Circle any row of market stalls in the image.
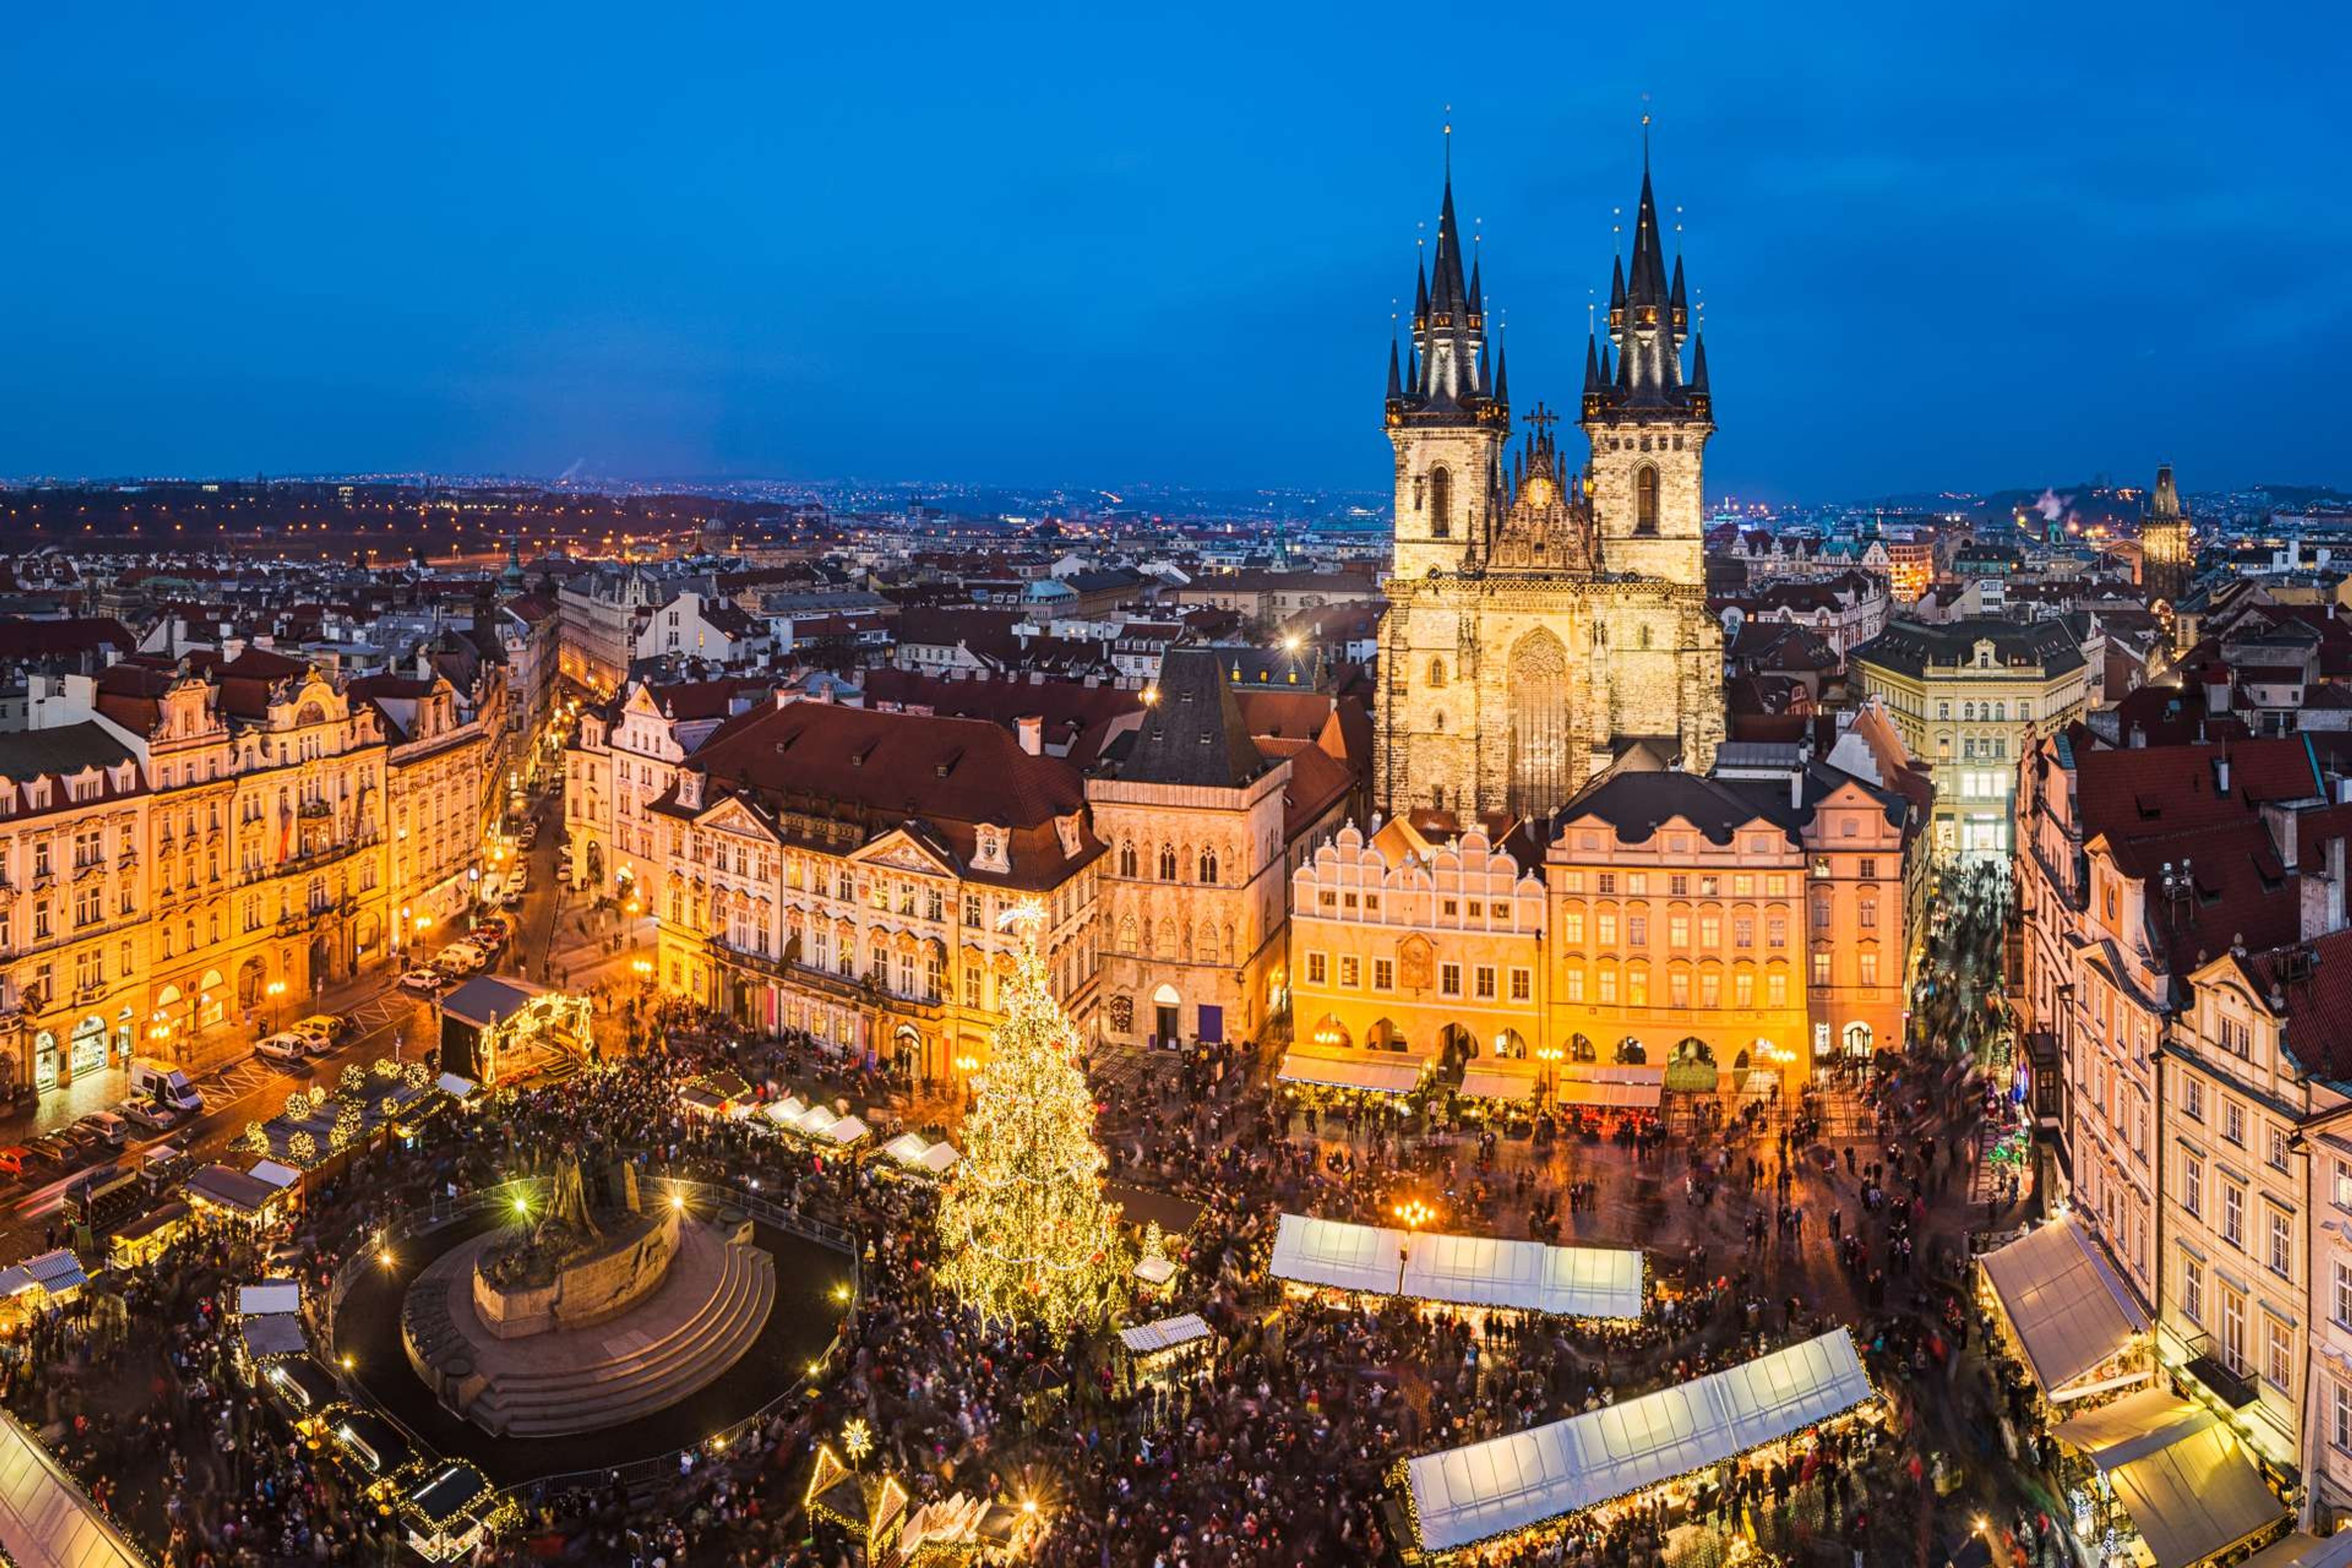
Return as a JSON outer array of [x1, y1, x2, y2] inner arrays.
[[226, 1277, 508, 1562], [1273, 1053, 1668, 1115], [184, 1069, 482, 1227], [1269, 1213, 1646, 1322], [1392, 1328, 1879, 1561], [1977, 1216, 2299, 1568], [677, 1071, 964, 1180]]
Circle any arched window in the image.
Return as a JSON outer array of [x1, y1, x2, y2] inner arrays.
[[1157, 844, 1177, 881], [1635, 465, 1659, 533], [1118, 841, 1137, 878], [1428, 466, 1453, 539], [1198, 846, 1219, 884], [1428, 658, 1447, 689]]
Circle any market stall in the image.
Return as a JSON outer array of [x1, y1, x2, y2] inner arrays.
[[876, 1132, 960, 1180], [1269, 1214, 1645, 1322], [0, 1250, 89, 1318], [1117, 1313, 1214, 1393], [1395, 1329, 1876, 1562], [401, 1460, 508, 1564], [1275, 1052, 1427, 1095], [2051, 1389, 2287, 1568], [1977, 1216, 2151, 1401]]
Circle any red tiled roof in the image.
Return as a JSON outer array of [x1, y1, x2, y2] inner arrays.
[[2075, 739, 2323, 842], [2108, 819, 2299, 978], [2238, 929, 2352, 1082]]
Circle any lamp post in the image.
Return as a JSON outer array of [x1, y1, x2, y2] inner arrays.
[[265, 979, 287, 1035], [1536, 1043, 1564, 1105]]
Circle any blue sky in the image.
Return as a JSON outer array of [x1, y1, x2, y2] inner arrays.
[[2, 2, 2345, 500]]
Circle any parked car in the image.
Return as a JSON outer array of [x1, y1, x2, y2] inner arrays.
[[73, 1112, 130, 1148], [58, 1125, 111, 1160], [399, 968, 446, 993], [0, 1147, 31, 1177], [120, 1099, 181, 1133], [290, 1014, 344, 1049], [25, 1133, 78, 1170], [436, 943, 487, 974], [255, 1033, 309, 1067]]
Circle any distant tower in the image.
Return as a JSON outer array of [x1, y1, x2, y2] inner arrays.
[[1385, 157, 1509, 579], [1581, 153, 1710, 588], [500, 532, 527, 592], [2142, 463, 2192, 606]]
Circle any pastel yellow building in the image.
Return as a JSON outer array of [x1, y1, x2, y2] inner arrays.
[[1283, 818, 1547, 1098]]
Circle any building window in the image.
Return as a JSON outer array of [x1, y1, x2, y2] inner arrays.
[[1340, 956, 1360, 989], [1858, 951, 1880, 987], [1628, 968, 1649, 1007], [2271, 1210, 2294, 1279], [2222, 1292, 2245, 1376], [1597, 967, 1617, 1005], [1766, 972, 1787, 1006], [1634, 465, 1659, 533], [2182, 1255, 2204, 1325], [1428, 466, 1452, 539], [1305, 952, 1327, 987], [2183, 1077, 2204, 1121], [1440, 962, 1462, 997], [1812, 951, 1831, 986], [2267, 1318, 2293, 1392], [2270, 1130, 2291, 1172], [1565, 968, 1585, 1003], [1668, 913, 1689, 948], [2182, 1158, 2203, 1218], [1373, 958, 1394, 992], [1509, 968, 1531, 1002], [1158, 845, 1177, 880], [1564, 910, 1585, 943], [2335, 1382, 2352, 1452], [2222, 1183, 2244, 1249], [1597, 912, 1618, 944], [1474, 966, 1496, 1000], [2223, 1099, 2245, 1146]]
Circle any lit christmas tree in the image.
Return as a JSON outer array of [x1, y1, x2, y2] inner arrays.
[[935, 900, 1126, 1336]]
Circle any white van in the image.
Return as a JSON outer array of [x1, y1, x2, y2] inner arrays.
[[130, 1058, 205, 1115]]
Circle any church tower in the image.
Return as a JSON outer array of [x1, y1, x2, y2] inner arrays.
[[2142, 462, 2192, 608], [1581, 157, 1709, 588], [1386, 165, 1509, 580]]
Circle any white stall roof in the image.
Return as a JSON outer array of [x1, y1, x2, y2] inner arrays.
[[2052, 1387, 2211, 1470], [1133, 1256, 1177, 1287], [1978, 1216, 2149, 1395], [1404, 1330, 1874, 1553], [435, 1072, 478, 1100], [1272, 1215, 1642, 1320], [1556, 1078, 1664, 1111], [237, 1281, 302, 1317], [1455, 1068, 1537, 1102], [0, 1251, 85, 1300], [1276, 1052, 1424, 1095], [248, 1160, 302, 1190], [1118, 1313, 1212, 1356], [2108, 1421, 2285, 1568], [918, 1142, 960, 1175], [882, 1132, 930, 1164], [0, 1411, 149, 1568], [822, 1115, 870, 1146], [1270, 1213, 1408, 1297], [1401, 1234, 1643, 1321]]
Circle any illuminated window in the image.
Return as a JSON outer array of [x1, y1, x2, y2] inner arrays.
[[1428, 467, 1453, 539], [1634, 466, 1659, 533]]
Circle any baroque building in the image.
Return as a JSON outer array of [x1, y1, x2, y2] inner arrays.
[[1375, 157, 1725, 821]]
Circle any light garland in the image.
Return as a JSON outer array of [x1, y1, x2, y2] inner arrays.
[[934, 900, 1127, 1338]]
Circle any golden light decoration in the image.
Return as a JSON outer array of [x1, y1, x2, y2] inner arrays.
[[842, 1419, 873, 1464]]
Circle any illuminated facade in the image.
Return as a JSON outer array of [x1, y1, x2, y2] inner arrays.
[[0, 724, 151, 1098], [645, 703, 1102, 1088], [2142, 462, 2193, 608], [1375, 158, 1724, 821], [354, 673, 499, 955]]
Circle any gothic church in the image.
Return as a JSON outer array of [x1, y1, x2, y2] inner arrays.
[[1375, 156, 1725, 820]]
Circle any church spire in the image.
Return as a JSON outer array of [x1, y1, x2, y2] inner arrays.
[[1586, 149, 1706, 424], [1494, 341, 1509, 406], [1390, 141, 1501, 423], [1387, 330, 1403, 402]]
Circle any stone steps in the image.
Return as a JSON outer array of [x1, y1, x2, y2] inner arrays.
[[471, 1238, 775, 1438]]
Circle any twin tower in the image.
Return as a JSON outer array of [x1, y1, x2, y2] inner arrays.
[[1374, 153, 1726, 821]]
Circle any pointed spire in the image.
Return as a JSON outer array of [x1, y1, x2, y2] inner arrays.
[[1430, 175, 1469, 317], [1414, 259, 1429, 323], [1468, 253, 1483, 320], [1494, 342, 1509, 406], [1600, 338, 1616, 386], [1691, 333, 1710, 394], [1627, 165, 1669, 307], [1387, 332, 1403, 401], [1669, 254, 1688, 331], [1583, 332, 1603, 397], [1608, 255, 1627, 323]]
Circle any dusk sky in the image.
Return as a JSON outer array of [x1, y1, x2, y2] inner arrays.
[[3, 3, 2345, 501]]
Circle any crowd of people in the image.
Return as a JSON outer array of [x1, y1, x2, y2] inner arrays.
[[0, 862, 2046, 1568]]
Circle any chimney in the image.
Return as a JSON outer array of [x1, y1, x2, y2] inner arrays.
[[2217, 755, 2232, 796], [2334, 836, 2347, 936], [1017, 715, 1044, 756], [1790, 769, 1804, 811], [2266, 802, 2299, 871]]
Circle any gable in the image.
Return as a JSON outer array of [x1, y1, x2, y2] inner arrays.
[[850, 827, 957, 877], [694, 796, 778, 843]]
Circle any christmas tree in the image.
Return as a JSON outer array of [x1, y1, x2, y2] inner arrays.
[[935, 900, 1126, 1336]]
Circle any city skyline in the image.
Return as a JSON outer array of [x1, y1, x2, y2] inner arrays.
[[3, 5, 2346, 500]]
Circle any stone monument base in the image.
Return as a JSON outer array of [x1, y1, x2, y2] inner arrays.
[[472, 1207, 679, 1340]]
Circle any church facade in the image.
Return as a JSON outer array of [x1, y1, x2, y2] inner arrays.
[[1374, 160, 1726, 821]]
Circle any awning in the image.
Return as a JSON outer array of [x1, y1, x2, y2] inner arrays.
[[238, 1281, 301, 1317], [1555, 1077, 1664, 1110], [2051, 1387, 2211, 1469], [0, 1251, 86, 1301], [0, 1411, 149, 1568], [1271, 1214, 1643, 1321], [1133, 1256, 1177, 1287], [1564, 1065, 1667, 1088], [435, 1072, 478, 1100], [1456, 1068, 1538, 1102], [1270, 1213, 1403, 1297], [1276, 1051, 1424, 1095], [186, 1165, 279, 1216], [1400, 1233, 1643, 1321], [2108, 1421, 2285, 1568], [248, 1160, 301, 1190], [2241, 1532, 2352, 1568], [1404, 1329, 1874, 1554], [821, 1115, 870, 1146], [1978, 1216, 2149, 1395], [1118, 1313, 1212, 1356], [239, 1314, 309, 1362]]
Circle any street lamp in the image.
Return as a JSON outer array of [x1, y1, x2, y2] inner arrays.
[[1536, 1043, 1563, 1103], [265, 979, 287, 1033]]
